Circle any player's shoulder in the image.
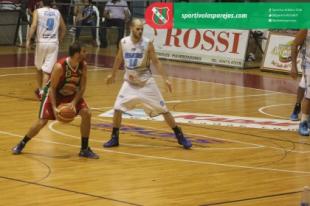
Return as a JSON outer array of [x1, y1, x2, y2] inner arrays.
[[142, 37, 152, 48], [142, 36, 150, 43], [35, 7, 43, 14], [121, 36, 130, 43], [53, 8, 61, 15], [57, 57, 67, 65], [56, 58, 67, 71], [53, 61, 64, 74]]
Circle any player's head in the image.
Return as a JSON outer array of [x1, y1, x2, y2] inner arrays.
[[130, 18, 144, 40], [69, 42, 87, 61], [42, 0, 53, 7]]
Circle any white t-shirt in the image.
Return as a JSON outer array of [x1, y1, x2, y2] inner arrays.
[[36, 7, 61, 44], [104, 0, 129, 20]]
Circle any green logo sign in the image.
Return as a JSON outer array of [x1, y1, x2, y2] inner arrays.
[[174, 3, 310, 29]]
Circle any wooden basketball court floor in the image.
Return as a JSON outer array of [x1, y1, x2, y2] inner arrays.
[[0, 45, 309, 206]]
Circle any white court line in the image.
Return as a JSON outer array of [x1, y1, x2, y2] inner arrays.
[[49, 120, 263, 151], [0, 72, 35, 77], [153, 74, 296, 96], [0, 66, 106, 78], [0, 66, 35, 70], [90, 107, 112, 111], [0, 68, 295, 96], [91, 117, 263, 149], [258, 103, 292, 120], [49, 121, 176, 149], [166, 92, 279, 104], [93, 117, 310, 154], [0, 71, 305, 152], [2, 129, 310, 175], [87, 67, 110, 71]]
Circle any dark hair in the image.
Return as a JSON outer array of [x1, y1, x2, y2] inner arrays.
[[42, 0, 53, 6], [69, 42, 83, 57]]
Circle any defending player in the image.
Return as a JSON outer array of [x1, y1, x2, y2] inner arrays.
[[103, 18, 192, 149]]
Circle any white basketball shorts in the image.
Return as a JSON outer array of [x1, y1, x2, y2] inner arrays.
[[299, 75, 306, 88], [35, 43, 58, 74], [114, 77, 169, 117], [302, 68, 310, 99]]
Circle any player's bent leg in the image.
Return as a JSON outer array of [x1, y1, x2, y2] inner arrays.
[[35, 70, 43, 101], [12, 119, 48, 154], [163, 112, 192, 149], [290, 103, 301, 121], [103, 110, 122, 148], [299, 120, 309, 136], [299, 98, 310, 136], [79, 108, 91, 138], [42, 72, 50, 90], [78, 108, 99, 159], [27, 119, 49, 137], [290, 86, 304, 121]]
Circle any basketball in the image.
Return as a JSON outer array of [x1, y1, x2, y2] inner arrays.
[[57, 104, 76, 123]]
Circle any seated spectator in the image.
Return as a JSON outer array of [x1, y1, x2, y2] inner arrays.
[[75, 0, 97, 46], [100, 0, 130, 48]]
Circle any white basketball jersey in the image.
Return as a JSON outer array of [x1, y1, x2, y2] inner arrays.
[[121, 36, 152, 84], [36, 7, 60, 44], [302, 30, 310, 69]]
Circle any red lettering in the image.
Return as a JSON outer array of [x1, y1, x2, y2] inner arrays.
[[201, 30, 215, 51], [183, 29, 200, 49], [216, 32, 229, 52], [230, 32, 241, 54], [164, 29, 182, 47]]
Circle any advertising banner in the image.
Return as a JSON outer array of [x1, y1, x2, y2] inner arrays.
[[144, 25, 249, 68], [261, 33, 302, 73], [173, 3, 310, 29]]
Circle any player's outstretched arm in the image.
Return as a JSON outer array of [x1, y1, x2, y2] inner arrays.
[[149, 42, 172, 93], [106, 42, 124, 84], [291, 30, 307, 79]]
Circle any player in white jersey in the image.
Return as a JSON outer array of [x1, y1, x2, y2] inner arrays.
[[103, 18, 192, 149], [291, 30, 310, 136], [26, 0, 66, 100]]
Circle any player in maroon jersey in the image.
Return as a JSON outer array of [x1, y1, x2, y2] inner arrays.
[[12, 42, 99, 159]]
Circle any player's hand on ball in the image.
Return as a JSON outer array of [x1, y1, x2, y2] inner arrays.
[[53, 107, 60, 120], [56, 104, 76, 123], [165, 80, 172, 93], [65, 103, 76, 112], [106, 74, 115, 84]]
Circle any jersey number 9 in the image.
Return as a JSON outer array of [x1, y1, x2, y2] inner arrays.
[[46, 18, 55, 31]]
